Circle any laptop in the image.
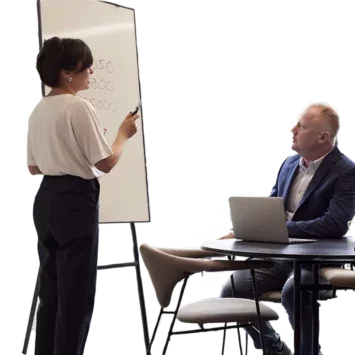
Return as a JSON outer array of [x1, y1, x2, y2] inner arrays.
[[229, 196, 316, 244]]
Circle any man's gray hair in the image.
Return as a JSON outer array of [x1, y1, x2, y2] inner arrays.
[[305, 101, 342, 145]]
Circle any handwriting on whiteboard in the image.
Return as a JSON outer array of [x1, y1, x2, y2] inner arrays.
[[85, 97, 117, 112], [90, 78, 114, 91], [80, 59, 117, 112], [92, 59, 114, 73]]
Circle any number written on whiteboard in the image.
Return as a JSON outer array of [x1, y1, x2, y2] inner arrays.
[[81, 97, 117, 112], [90, 59, 114, 91], [91, 59, 114, 73], [89, 78, 114, 91]]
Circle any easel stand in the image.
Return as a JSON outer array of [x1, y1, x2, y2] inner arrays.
[[22, 222, 150, 355]]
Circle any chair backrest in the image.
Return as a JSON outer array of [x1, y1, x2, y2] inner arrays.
[[140, 243, 190, 308]]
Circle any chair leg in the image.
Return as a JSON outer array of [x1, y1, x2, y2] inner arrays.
[[162, 277, 189, 355], [245, 331, 248, 355], [221, 323, 227, 355], [147, 308, 164, 354], [230, 274, 244, 355], [250, 269, 266, 355], [237, 326, 244, 355], [332, 286, 337, 298]]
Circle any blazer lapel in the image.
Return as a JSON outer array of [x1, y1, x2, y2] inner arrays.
[[297, 147, 342, 208], [282, 160, 300, 202]]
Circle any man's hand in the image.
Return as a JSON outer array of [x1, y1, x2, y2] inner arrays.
[[218, 232, 234, 240]]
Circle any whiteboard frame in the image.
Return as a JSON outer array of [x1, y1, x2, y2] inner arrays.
[[35, 0, 152, 225]]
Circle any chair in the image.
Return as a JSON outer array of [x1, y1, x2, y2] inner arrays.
[[140, 243, 279, 355], [255, 276, 335, 355], [320, 266, 355, 289], [320, 222, 355, 290], [245, 220, 355, 355]]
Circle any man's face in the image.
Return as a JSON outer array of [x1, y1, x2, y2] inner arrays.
[[291, 107, 325, 155]]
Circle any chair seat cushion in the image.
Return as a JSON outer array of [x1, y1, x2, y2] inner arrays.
[[259, 291, 282, 303], [177, 298, 279, 324], [260, 288, 334, 303], [320, 267, 355, 287]]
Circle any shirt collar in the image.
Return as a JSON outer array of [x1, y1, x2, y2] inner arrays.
[[299, 147, 334, 173]]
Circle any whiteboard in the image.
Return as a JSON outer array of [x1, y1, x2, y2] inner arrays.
[[38, 0, 150, 223]]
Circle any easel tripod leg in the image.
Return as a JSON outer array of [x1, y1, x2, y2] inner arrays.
[[22, 267, 40, 354], [130, 223, 150, 354], [23, 224, 151, 355]]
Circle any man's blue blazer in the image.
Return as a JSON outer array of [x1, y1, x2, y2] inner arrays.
[[270, 146, 355, 238]]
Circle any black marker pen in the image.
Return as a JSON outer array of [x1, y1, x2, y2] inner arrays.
[[132, 99, 143, 115]]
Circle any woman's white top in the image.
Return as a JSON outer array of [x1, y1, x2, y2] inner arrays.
[[27, 94, 112, 179]]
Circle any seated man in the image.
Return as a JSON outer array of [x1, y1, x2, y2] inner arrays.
[[220, 103, 355, 355]]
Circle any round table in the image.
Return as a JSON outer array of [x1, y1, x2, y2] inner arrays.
[[201, 237, 355, 261], [201, 237, 355, 355]]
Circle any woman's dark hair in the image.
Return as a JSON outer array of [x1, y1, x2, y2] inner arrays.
[[36, 37, 93, 87]]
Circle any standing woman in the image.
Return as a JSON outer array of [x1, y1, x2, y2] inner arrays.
[[27, 36, 139, 355]]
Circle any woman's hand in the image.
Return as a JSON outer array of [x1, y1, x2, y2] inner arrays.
[[118, 112, 139, 140]]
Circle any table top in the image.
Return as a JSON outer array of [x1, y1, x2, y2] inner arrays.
[[201, 237, 355, 261]]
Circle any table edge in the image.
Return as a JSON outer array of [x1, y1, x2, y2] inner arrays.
[[201, 244, 355, 261]]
